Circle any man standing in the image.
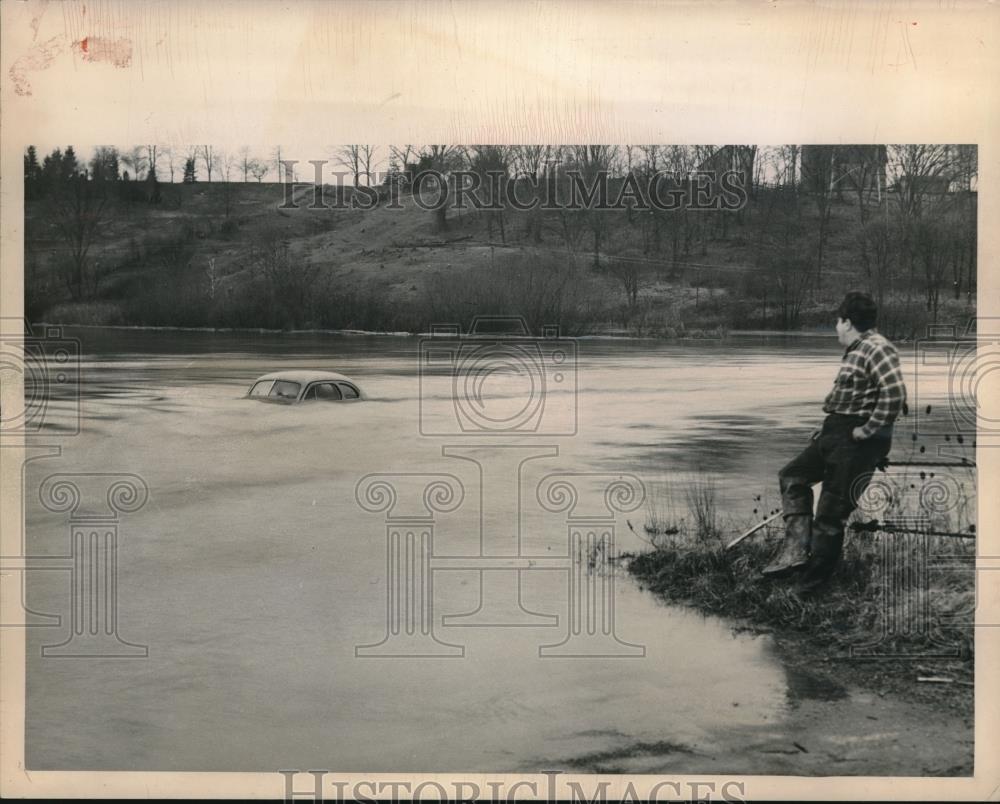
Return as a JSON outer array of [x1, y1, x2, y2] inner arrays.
[[763, 292, 908, 590]]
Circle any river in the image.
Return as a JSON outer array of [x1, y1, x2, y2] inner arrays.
[[20, 327, 963, 772]]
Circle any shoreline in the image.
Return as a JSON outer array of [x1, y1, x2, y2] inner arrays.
[[34, 321, 837, 340], [625, 544, 974, 701], [615, 549, 973, 776]]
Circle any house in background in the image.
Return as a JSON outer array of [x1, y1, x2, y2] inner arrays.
[[800, 145, 888, 201], [695, 145, 757, 194]]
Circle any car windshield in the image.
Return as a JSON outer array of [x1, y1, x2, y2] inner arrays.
[[268, 380, 301, 401], [248, 379, 301, 401], [248, 380, 274, 397]]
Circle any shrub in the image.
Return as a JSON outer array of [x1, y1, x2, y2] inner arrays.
[[629, 467, 975, 660], [421, 250, 604, 335]]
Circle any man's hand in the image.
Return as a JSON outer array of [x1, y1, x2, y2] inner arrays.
[[851, 426, 867, 441]]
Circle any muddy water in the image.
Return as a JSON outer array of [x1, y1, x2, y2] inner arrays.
[[21, 328, 944, 772]]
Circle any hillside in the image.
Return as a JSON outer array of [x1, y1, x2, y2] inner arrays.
[[25, 179, 976, 338]]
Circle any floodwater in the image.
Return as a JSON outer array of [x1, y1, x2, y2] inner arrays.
[[19, 327, 951, 772]]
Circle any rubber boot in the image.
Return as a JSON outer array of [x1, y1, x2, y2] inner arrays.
[[761, 514, 811, 578], [796, 518, 845, 593]]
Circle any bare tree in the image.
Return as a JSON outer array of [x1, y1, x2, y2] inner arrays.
[[468, 146, 512, 241], [412, 145, 465, 231], [800, 145, 837, 283], [239, 146, 252, 182], [49, 175, 107, 300], [248, 159, 270, 183], [889, 144, 952, 220], [620, 145, 639, 223], [914, 217, 958, 322], [886, 144, 962, 310], [272, 145, 291, 182], [769, 250, 813, 330], [951, 145, 978, 193], [359, 145, 377, 186], [607, 253, 643, 313], [512, 145, 559, 243], [145, 145, 159, 179], [839, 146, 887, 224], [953, 205, 976, 301], [249, 159, 270, 183], [220, 150, 235, 181], [219, 150, 237, 217], [336, 145, 363, 187], [779, 145, 799, 187], [569, 145, 619, 266], [638, 145, 661, 175], [162, 146, 177, 183], [635, 145, 667, 262], [949, 146, 977, 301], [857, 218, 895, 308], [119, 146, 147, 181], [199, 145, 218, 182], [390, 144, 415, 174], [252, 236, 322, 329], [663, 146, 702, 263]]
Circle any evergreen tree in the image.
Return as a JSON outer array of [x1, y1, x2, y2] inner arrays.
[[41, 148, 63, 192], [23, 145, 40, 179], [183, 157, 197, 183], [145, 161, 161, 203], [24, 146, 41, 199], [61, 145, 79, 180]]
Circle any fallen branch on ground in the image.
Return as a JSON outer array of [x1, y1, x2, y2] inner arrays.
[[850, 520, 975, 539]]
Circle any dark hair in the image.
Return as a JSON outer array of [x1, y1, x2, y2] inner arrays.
[[837, 291, 878, 331]]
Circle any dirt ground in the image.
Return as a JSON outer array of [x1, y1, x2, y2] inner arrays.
[[563, 626, 974, 776]]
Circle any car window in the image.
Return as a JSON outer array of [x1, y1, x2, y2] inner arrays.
[[304, 382, 343, 401], [269, 380, 301, 401], [339, 383, 360, 399], [248, 380, 275, 397]]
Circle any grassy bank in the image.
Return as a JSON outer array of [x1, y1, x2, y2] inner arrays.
[[26, 180, 976, 339], [626, 472, 975, 688]]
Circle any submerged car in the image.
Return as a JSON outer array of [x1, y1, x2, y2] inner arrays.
[[246, 371, 365, 404]]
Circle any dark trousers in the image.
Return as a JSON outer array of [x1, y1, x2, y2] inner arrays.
[[779, 414, 891, 579]]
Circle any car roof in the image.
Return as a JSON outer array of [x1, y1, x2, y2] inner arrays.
[[252, 370, 359, 384]]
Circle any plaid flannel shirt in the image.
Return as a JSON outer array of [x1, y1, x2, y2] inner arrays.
[[822, 329, 908, 439]]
